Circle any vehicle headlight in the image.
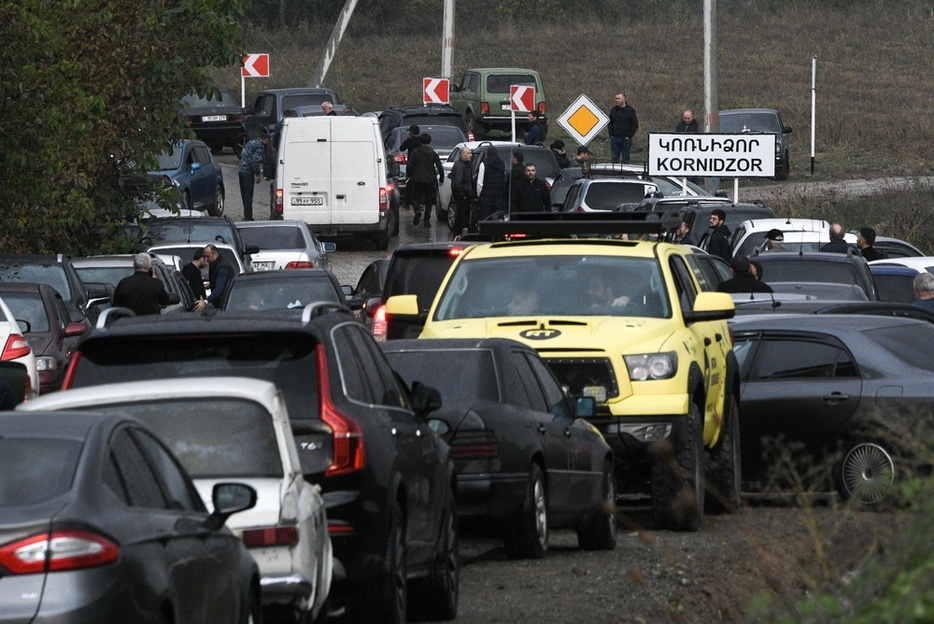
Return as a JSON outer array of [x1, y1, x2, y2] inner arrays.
[[624, 352, 677, 381], [35, 356, 57, 371]]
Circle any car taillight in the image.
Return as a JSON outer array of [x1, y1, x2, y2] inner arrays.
[[0, 530, 119, 575], [317, 347, 365, 477], [275, 188, 283, 216], [538, 102, 546, 114], [379, 187, 388, 214], [285, 261, 314, 269], [467, 131, 475, 142], [1, 334, 32, 361], [480, 102, 490, 116], [61, 351, 80, 390], [393, 153, 408, 165], [371, 305, 387, 342], [327, 520, 355, 536], [241, 526, 298, 548], [449, 430, 499, 460]]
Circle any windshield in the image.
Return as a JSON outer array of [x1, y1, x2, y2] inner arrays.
[[719, 112, 781, 133], [0, 264, 72, 301], [155, 145, 184, 170], [435, 255, 670, 320], [238, 226, 305, 250]]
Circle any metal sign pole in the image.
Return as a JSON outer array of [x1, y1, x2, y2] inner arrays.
[[811, 55, 817, 175]]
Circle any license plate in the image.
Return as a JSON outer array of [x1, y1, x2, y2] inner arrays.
[[292, 196, 324, 206], [252, 262, 275, 271], [501, 104, 511, 111], [202, 115, 227, 122]]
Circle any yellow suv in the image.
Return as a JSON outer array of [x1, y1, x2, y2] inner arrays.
[[386, 231, 741, 531]]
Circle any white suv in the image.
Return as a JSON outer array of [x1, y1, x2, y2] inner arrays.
[[0, 295, 39, 400], [20, 377, 333, 623]]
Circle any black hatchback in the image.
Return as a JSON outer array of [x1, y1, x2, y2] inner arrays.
[[62, 304, 459, 623]]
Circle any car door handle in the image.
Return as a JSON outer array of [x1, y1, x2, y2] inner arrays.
[[822, 392, 850, 403], [358, 181, 365, 185], [336, 194, 345, 200], [391, 427, 399, 436], [537, 424, 546, 435]]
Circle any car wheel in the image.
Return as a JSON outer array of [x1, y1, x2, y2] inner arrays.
[[410, 492, 459, 620], [504, 463, 548, 559], [208, 186, 225, 217], [776, 153, 789, 180], [242, 586, 261, 624], [577, 459, 618, 551], [234, 133, 247, 159], [349, 499, 406, 624], [650, 402, 705, 531], [446, 197, 457, 231], [837, 441, 895, 505], [704, 394, 742, 514], [466, 113, 484, 139]]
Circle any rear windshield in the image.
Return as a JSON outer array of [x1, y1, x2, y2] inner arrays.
[[756, 259, 861, 285], [238, 226, 305, 250], [78, 398, 283, 479], [75, 266, 133, 289], [226, 277, 341, 311], [584, 182, 652, 210], [0, 438, 81, 505], [0, 264, 71, 301], [2, 292, 51, 333], [134, 222, 238, 248], [863, 323, 934, 371], [72, 335, 320, 420], [384, 350, 498, 406], [282, 93, 334, 110], [180, 91, 238, 108], [486, 74, 537, 93]]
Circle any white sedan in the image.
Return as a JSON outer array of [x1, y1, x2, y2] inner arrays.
[[236, 219, 336, 272], [20, 377, 333, 623], [0, 295, 40, 401]]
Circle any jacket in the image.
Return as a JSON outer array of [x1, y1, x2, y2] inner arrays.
[[608, 104, 639, 139], [478, 155, 506, 199], [450, 158, 473, 198], [706, 224, 732, 262], [407, 144, 444, 184], [113, 271, 169, 316], [510, 177, 551, 212]]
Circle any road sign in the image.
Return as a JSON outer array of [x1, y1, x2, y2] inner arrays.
[[556, 94, 609, 147], [423, 78, 450, 105], [242, 54, 270, 78], [510, 85, 535, 112], [648, 133, 776, 178]]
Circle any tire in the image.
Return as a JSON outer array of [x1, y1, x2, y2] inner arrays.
[[348, 500, 406, 624], [504, 464, 548, 559], [446, 197, 457, 231], [234, 133, 247, 159], [837, 441, 895, 505], [776, 153, 789, 180], [243, 587, 262, 624], [705, 394, 742, 515], [208, 186, 225, 217], [577, 459, 618, 551], [650, 403, 705, 531], [410, 494, 459, 621]]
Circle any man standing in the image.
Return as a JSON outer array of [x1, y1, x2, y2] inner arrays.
[[449, 147, 474, 237], [476, 146, 506, 221], [608, 92, 638, 164], [675, 109, 700, 133], [399, 125, 421, 210], [407, 133, 444, 227], [912, 272, 934, 310], [238, 130, 270, 221], [705, 208, 732, 262], [821, 223, 858, 254], [321, 101, 337, 116], [182, 249, 207, 308], [112, 253, 169, 316], [203, 244, 234, 309], [762, 229, 787, 252], [511, 163, 550, 213], [524, 111, 544, 145], [857, 227, 886, 261]]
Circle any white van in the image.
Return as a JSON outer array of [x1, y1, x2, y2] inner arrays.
[[274, 116, 395, 250]]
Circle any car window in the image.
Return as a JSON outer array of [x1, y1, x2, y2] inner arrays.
[[510, 352, 545, 412], [156, 145, 184, 170], [131, 428, 203, 512], [384, 253, 459, 312], [226, 276, 342, 311], [180, 91, 238, 108], [583, 182, 651, 210], [719, 112, 781, 133], [0, 437, 81, 505], [341, 323, 407, 408], [0, 264, 72, 301], [523, 352, 573, 421], [750, 338, 857, 380], [109, 427, 170, 509], [486, 74, 536, 93], [863, 323, 934, 370], [756, 259, 861, 285], [2, 292, 51, 333], [238, 226, 305, 250], [193, 146, 212, 166], [669, 255, 698, 312], [76, 266, 134, 289], [139, 221, 237, 247], [282, 93, 333, 110], [384, 350, 498, 407]]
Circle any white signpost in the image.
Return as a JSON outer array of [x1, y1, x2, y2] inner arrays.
[[509, 85, 535, 143], [648, 132, 776, 201], [240, 53, 270, 107]]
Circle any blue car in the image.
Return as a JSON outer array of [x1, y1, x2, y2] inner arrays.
[[147, 139, 225, 216]]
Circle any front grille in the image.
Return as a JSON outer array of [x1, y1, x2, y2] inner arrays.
[[545, 357, 619, 398]]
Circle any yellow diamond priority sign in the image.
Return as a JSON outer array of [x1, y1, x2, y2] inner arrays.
[[557, 94, 609, 147]]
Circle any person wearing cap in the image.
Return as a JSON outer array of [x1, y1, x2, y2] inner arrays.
[[704, 208, 732, 262], [763, 228, 787, 253], [574, 145, 593, 168], [550, 140, 570, 168], [857, 227, 886, 261], [113, 253, 170, 316], [717, 255, 773, 294], [238, 130, 271, 220]]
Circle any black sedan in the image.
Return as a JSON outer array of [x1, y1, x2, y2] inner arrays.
[[731, 314, 934, 504], [0, 283, 87, 393], [382, 338, 617, 558], [0, 411, 261, 623], [219, 268, 346, 312]]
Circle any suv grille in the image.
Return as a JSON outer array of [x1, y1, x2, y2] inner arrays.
[[544, 357, 618, 398]]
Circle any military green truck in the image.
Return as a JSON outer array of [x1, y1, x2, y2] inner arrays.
[[449, 67, 547, 139]]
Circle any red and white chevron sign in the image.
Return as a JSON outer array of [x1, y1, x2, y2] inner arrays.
[[423, 78, 450, 105], [510, 85, 535, 112], [242, 54, 270, 78]]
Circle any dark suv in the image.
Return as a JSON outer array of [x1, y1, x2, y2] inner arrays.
[[0, 253, 109, 323], [377, 105, 469, 143], [62, 304, 459, 623], [128, 215, 258, 267], [719, 108, 793, 180], [243, 88, 342, 140]]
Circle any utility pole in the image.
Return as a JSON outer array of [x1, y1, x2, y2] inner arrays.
[[703, 0, 719, 192], [441, 0, 455, 80]]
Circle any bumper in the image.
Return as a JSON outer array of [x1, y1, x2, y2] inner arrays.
[[591, 413, 688, 471], [192, 125, 243, 146], [259, 573, 313, 603], [455, 472, 528, 521]]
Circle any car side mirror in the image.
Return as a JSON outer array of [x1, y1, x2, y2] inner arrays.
[[205, 483, 257, 531], [323, 242, 337, 253], [190, 162, 202, 172], [410, 381, 442, 419], [245, 244, 260, 255], [64, 322, 88, 338]]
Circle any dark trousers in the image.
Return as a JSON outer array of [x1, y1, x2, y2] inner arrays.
[[409, 181, 436, 216], [452, 192, 472, 236], [611, 136, 633, 164], [238, 170, 254, 219], [477, 195, 504, 221]]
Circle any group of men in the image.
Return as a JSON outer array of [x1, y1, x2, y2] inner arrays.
[[112, 245, 233, 316]]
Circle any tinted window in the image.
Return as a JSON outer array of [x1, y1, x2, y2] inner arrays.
[[226, 276, 341, 311], [863, 323, 934, 370], [156, 145, 185, 170], [751, 338, 857, 380], [486, 74, 536, 93], [2, 292, 51, 333], [86, 398, 283, 479], [511, 351, 548, 413], [0, 264, 71, 300], [139, 221, 238, 248], [384, 253, 460, 312], [583, 182, 651, 210], [72, 335, 320, 420], [132, 428, 203, 512], [525, 352, 573, 420], [755, 259, 860, 285], [385, 350, 498, 406], [75, 266, 134, 289], [180, 91, 238, 108], [873, 273, 916, 303], [0, 438, 81, 505], [719, 112, 781, 133], [332, 325, 374, 404], [282, 93, 333, 110], [238, 226, 306, 250], [347, 326, 407, 408], [110, 428, 169, 509]]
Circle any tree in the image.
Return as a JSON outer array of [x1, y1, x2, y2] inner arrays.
[[0, 0, 246, 254]]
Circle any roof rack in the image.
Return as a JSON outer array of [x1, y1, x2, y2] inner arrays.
[[474, 211, 677, 242], [300, 301, 352, 324]]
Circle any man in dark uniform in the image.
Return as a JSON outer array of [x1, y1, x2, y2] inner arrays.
[[112, 253, 169, 315], [407, 133, 444, 227], [398, 125, 421, 210], [203, 244, 234, 309], [182, 248, 208, 308], [510, 163, 551, 213]]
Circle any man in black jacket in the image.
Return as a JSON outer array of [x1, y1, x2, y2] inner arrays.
[[717, 256, 773, 294], [449, 147, 474, 237], [202, 244, 234, 309], [608, 92, 638, 164], [112, 253, 169, 316], [407, 133, 444, 227], [705, 208, 732, 262], [476, 146, 506, 220], [511, 163, 550, 213]]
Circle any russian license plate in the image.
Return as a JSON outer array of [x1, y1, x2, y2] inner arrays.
[[252, 261, 275, 271], [292, 196, 324, 206], [202, 115, 227, 122]]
